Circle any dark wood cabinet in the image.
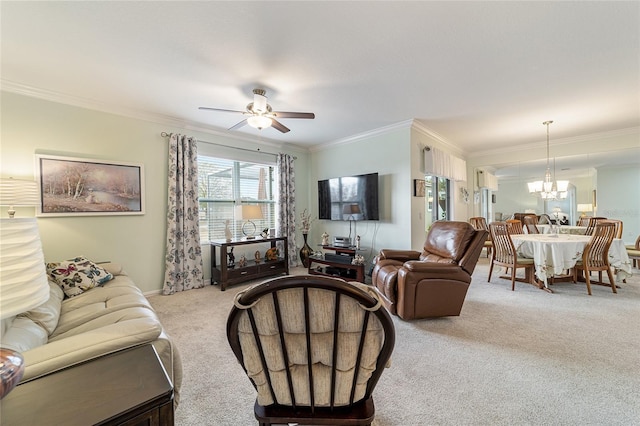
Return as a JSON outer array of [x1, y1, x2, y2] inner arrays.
[[0, 345, 174, 426], [210, 236, 289, 291]]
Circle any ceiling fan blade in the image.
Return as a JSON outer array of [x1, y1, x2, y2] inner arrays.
[[228, 119, 248, 131], [270, 119, 290, 133], [272, 111, 315, 119], [199, 106, 246, 114]]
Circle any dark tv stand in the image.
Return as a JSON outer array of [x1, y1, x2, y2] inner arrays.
[[308, 245, 365, 283]]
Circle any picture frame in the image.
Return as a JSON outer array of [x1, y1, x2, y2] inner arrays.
[[413, 179, 425, 197], [36, 154, 145, 216]]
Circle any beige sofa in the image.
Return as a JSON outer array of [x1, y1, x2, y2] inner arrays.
[[0, 262, 182, 404]]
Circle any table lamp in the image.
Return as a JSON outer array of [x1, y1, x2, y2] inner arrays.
[[0, 178, 40, 218], [0, 218, 50, 399], [577, 204, 593, 217], [343, 204, 361, 245], [237, 204, 263, 239]]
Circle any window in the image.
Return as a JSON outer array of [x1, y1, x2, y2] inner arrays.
[[198, 156, 276, 242], [425, 175, 451, 229]]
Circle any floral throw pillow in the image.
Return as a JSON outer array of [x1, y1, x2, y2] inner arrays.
[[46, 256, 114, 298]]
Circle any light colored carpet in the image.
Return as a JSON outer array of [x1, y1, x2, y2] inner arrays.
[[148, 258, 640, 425]]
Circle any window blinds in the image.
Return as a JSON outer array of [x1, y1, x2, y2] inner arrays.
[[423, 146, 467, 182]]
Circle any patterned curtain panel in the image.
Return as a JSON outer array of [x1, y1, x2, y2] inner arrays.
[[277, 153, 298, 267], [163, 133, 204, 295]]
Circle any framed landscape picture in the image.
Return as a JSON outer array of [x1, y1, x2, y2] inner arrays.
[[36, 154, 145, 216]]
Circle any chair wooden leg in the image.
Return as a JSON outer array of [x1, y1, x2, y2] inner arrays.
[[606, 268, 617, 293], [488, 262, 494, 282], [584, 269, 592, 295], [511, 267, 516, 291]]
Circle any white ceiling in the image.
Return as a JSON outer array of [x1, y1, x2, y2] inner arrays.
[[2, 1, 639, 157]]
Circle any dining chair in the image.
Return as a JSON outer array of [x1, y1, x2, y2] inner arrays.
[[584, 217, 607, 236], [226, 275, 395, 426], [488, 222, 535, 290], [572, 222, 617, 295], [601, 219, 623, 239], [577, 216, 590, 227], [522, 216, 539, 234], [626, 234, 640, 269], [506, 219, 524, 235], [538, 214, 552, 225], [469, 216, 492, 258]]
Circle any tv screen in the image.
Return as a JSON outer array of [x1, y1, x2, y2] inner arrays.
[[318, 172, 379, 220]]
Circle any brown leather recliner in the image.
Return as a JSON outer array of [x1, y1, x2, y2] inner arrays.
[[371, 221, 488, 320]]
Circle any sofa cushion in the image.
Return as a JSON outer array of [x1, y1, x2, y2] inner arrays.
[[0, 316, 48, 352], [21, 281, 65, 335], [46, 256, 114, 298], [51, 276, 152, 338]]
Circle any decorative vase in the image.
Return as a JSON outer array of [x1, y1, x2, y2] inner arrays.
[[299, 232, 312, 268]]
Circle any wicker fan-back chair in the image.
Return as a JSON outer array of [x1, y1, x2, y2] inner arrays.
[[488, 222, 535, 290], [572, 222, 617, 295], [227, 275, 395, 426], [469, 216, 492, 258], [506, 219, 524, 235]]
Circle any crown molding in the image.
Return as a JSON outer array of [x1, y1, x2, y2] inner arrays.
[[309, 119, 415, 152], [467, 126, 640, 160], [1, 79, 309, 154]]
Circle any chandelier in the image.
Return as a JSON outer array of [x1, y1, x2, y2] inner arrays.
[[527, 120, 569, 200]]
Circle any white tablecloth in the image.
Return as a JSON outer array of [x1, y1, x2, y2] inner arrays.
[[510, 234, 633, 287], [536, 225, 587, 235]]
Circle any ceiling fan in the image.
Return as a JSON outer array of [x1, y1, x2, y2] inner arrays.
[[199, 88, 315, 133]]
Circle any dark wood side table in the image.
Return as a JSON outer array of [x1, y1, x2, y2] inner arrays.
[[0, 345, 174, 426]]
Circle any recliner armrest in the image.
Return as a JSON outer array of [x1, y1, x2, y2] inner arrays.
[[402, 261, 460, 273], [378, 249, 421, 262]]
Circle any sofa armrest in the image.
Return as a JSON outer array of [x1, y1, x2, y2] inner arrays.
[[378, 249, 421, 262], [21, 317, 162, 382]]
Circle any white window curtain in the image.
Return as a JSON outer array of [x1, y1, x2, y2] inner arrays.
[[424, 146, 467, 182], [477, 169, 499, 190]]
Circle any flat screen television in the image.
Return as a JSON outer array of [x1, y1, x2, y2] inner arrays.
[[318, 172, 379, 220]]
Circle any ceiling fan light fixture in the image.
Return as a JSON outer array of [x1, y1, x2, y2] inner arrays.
[[252, 89, 268, 113], [247, 115, 272, 130]]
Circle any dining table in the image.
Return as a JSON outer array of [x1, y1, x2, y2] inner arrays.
[[510, 233, 633, 292], [536, 225, 587, 235]]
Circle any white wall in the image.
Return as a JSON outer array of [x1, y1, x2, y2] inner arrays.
[[597, 166, 640, 243], [309, 125, 412, 265], [1, 92, 308, 293]]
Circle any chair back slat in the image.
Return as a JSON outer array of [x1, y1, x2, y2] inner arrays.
[[246, 308, 279, 405], [301, 288, 315, 412], [349, 310, 371, 405], [601, 219, 623, 239], [539, 213, 552, 224], [506, 219, 524, 235], [271, 291, 297, 409], [523, 216, 539, 234], [490, 222, 516, 263], [469, 217, 489, 231], [585, 217, 607, 236], [577, 217, 590, 227], [583, 222, 616, 267], [330, 292, 341, 409]]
